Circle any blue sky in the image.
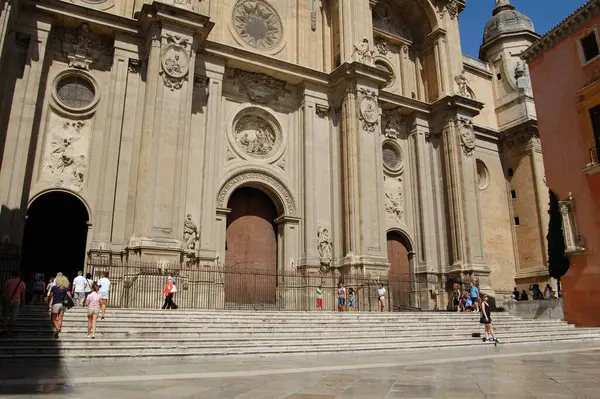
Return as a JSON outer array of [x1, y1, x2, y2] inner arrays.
[[459, 0, 588, 59]]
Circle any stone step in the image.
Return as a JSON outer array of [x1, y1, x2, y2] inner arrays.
[[2, 335, 599, 358]]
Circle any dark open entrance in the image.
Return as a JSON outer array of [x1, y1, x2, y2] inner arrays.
[[21, 191, 89, 282], [225, 187, 278, 307]]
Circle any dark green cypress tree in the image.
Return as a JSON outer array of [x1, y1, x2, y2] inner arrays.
[[547, 190, 570, 295]]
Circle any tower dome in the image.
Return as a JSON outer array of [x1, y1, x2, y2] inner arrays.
[[483, 0, 535, 44]]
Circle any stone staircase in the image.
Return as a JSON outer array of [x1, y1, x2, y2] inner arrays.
[[1, 307, 600, 358]]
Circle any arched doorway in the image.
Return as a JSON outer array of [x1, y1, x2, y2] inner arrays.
[[21, 191, 89, 282], [387, 231, 413, 310], [225, 187, 278, 307]]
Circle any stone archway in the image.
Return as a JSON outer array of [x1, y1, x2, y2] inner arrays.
[[225, 187, 278, 306], [21, 191, 90, 281], [387, 230, 414, 310]]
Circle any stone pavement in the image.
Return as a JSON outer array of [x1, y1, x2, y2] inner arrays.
[[1, 341, 600, 398]]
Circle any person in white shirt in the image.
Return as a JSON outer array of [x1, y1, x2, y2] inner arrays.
[[377, 283, 387, 312], [71, 271, 88, 307], [97, 272, 111, 320]]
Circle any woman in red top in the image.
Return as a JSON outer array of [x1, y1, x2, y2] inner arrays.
[[161, 277, 178, 310]]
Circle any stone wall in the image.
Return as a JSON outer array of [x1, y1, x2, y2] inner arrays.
[[504, 299, 564, 321]]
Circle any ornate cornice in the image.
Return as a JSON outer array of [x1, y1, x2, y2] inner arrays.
[[522, 0, 600, 63]]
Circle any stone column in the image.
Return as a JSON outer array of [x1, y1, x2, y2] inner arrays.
[[275, 216, 301, 274], [0, 16, 52, 244], [129, 5, 212, 260], [338, 0, 373, 64], [215, 208, 230, 266], [0, 0, 14, 66]]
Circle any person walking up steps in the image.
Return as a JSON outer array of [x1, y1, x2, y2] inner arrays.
[[84, 273, 94, 300], [469, 282, 480, 312], [1, 271, 25, 336], [480, 294, 498, 345], [72, 271, 87, 307], [97, 272, 110, 320], [162, 277, 178, 309], [48, 275, 72, 339], [377, 283, 386, 312], [337, 283, 346, 311], [85, 282, 101, 339], [315, 283, 324, 311]]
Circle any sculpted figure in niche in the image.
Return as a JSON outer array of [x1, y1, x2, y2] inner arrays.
[[353, 37, 375, 65], [454, 72, 472, 99], [384, 176, 404, 224], [235, 115, 277, 157], [183, 214, 199, 250], [45, 120, 88, 190], [317, 226, 333, 269]]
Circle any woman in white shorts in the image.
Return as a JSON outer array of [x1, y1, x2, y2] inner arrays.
[[47, 275, 71, 338], [377, 283, 387, 312], [85, 282, 101, 339]]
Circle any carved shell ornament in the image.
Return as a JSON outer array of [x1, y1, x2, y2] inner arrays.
[[232, 0, 283, 51]]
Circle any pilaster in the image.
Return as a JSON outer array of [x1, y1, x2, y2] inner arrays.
[[338, 0, 374, 64]]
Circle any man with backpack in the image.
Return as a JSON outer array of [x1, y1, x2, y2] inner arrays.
[[1, 271, 26, 336]]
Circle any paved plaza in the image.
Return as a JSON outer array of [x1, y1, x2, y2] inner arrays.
[[1, 341, 600, 398]]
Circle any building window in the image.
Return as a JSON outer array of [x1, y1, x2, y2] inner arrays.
[[508, 167, 514, 177], [511, 190, 517, 199], [497, 73, 502, 81], [514, 217, 520, 226], [581, 32, 600, 62], [577, 26, 600, 65], [590, 105, 600, 164], [56, 75, 95, 109]]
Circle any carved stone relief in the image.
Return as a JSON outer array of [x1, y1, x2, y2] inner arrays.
[[353, 38, 375, 65], [234, 115, 279, 158], [216, 170, 296, 215], [160, 34, 190, 91], [232, 0, 283, 51], [54, 23, 113, 70], [372, 1, 411, 40], [276, 158, 286, 170], [41, 114, 90, 192], [375, 36, 389, 56], [436, 0, 459, 20], [457, 117, 475, 157], [358, 88, 379, 133], [315, 104, 329, 118], [225, 146, 236, 161], [382, 108, 407, 140], [183, 214, 200, 250], [317, 226, 333, 271], [454, 71, 473, 99], [384, 175, 404, 224], [231, 69, 288, 105]]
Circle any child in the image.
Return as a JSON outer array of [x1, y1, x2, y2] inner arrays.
[[85, 282, 101, 339], [465, 297, 473, 312], [316, 284, 323, 311]]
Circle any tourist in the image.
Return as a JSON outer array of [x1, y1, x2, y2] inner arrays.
[[452, 283, 461, 312], [33, 276, 46, 306], [48, 275, 72, 338], [530, 283, 543, 300], [85, 282, 101, 339], [480, 294, 497, 345], [459, 290, 469, 312], [84, 273, 94, 300], [464, 296, 473, 312], [520, 290, 529, 301], [544, 284, 555, 300], [337, 283, 346, 311], [513, 287, 520, 302], [1, 271, 25, 336], [315, 283, 323, 311], [347, 287, 356, 311], [72, 271, 88, 307], [98, 272, 110, 320], [162, 277, 178, 310], [377, 283, 386, 312], [469, 282, 480, 312]]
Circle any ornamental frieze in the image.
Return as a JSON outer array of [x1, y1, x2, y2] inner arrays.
[[231, 69, 288, 105]]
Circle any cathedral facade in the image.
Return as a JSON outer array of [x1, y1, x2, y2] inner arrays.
[[0, 0, 549, 307]]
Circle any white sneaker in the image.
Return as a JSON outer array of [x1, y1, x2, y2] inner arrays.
[[86, 334, 91, 338]]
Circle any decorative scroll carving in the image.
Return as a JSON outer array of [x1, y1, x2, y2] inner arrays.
[[232, 0, 283, 50], [353, 37, 375, 65], [315, 104, 329, 118], [375, 36, 389, 56], [231, 69, 288, 105], [160, 34, 190, 91], [225, 146, 236, 161], [457, 117, 475, 157], [128, 59, 141, 74], [384, 175, 404, 224], [276, 158, 286, 170], [42, 116, 90, 192], [217, 170, 296, 215], [358, 89, 379, 133], [317, 226, 333, 271], [183, 214, 199, 250], [437, 0, 459, 20], [454, 72, 472, 99], [382, 108, 407, 140], [55, 23, 113, 70], [559, 193, 585, 256]]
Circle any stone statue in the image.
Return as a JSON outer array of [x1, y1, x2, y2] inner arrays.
[[183, 214, 199, 250], [317, 226, 333, 268], [454, 72, 472, 99], [353, 37, 375, 65]]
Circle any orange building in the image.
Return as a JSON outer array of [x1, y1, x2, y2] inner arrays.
[[523, 0, 600, 327]]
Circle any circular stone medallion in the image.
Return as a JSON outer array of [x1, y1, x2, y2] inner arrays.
[[161, 45, 189, 79], [234, 114, 280, 159], [359, 96, 379, 124], [232, 0, 283, 51]]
